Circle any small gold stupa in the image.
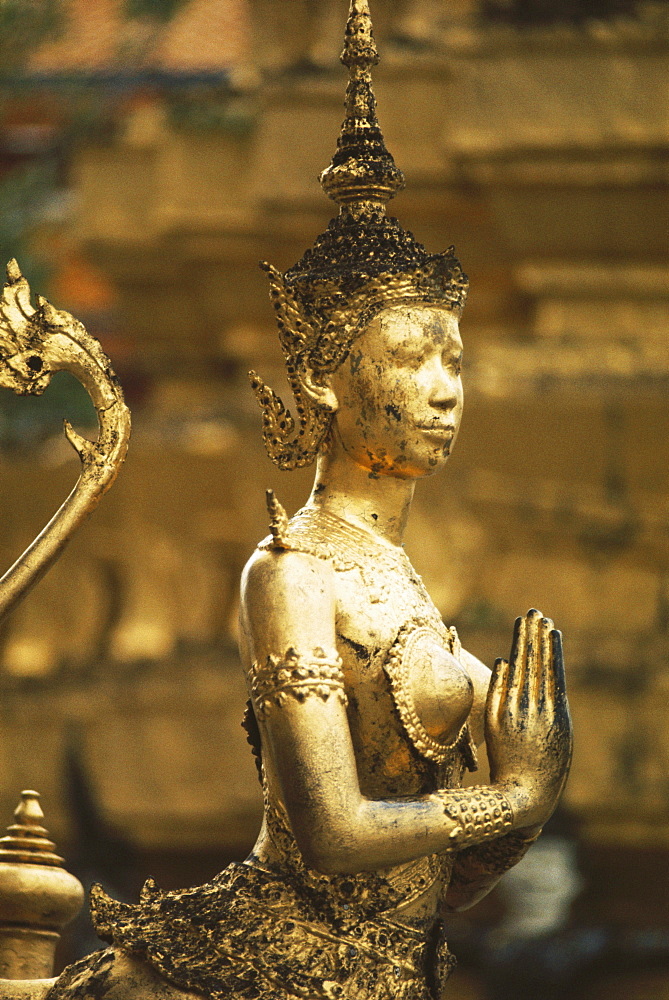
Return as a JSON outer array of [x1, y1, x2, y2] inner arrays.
[[0, 792, 84, 981]]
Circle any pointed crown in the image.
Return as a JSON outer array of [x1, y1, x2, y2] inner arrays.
[[251, 0, 468, 470]]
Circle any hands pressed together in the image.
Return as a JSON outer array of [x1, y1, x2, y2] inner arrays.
[[485, 609, 574, 832]]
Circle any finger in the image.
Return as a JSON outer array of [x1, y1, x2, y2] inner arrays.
[[519, 608, 541, 714], [486, 657, 508, 723], [551, 633, 573, 759], [539, 616, 554, 707], [506, 616, 525, 703], [551, 629, 567, 703]]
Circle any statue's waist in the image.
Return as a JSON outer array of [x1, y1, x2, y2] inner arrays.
[[257, 793, 452, 925]]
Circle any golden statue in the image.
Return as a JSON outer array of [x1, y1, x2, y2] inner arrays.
[[1, 2, 572, 998]]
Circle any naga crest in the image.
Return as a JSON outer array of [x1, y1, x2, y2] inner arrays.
[[0, 259, 131, 622], [0, 257, 57, 396]]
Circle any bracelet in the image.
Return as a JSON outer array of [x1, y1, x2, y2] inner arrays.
[[436, 787, 514, 851], [251, 646, 347, 720]]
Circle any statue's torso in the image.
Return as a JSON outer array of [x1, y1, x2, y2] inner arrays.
[[249, 507, 486, 929], [257, 506, 483, 795]]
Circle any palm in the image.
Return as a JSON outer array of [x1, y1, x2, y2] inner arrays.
[[485, 609, 573, 829]]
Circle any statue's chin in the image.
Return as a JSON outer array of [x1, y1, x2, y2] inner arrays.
[[355, 456, 450, 481]]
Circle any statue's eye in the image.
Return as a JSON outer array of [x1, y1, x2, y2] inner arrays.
[[442, 351, 462, 375], [27, 355, 43, 373]]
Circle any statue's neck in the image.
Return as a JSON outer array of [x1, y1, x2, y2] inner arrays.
[[306, 437, 415, 548]]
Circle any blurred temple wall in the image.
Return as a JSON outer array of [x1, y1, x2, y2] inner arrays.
[[0, 0, 668, 993]]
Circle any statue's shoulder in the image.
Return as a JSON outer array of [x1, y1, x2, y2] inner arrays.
[[45, 948, 202, 1000], [250, 493, 341, 569], [241, 500, 337, 609]]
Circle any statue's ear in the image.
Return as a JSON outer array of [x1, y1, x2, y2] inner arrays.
[[299, 365, 338, 413]]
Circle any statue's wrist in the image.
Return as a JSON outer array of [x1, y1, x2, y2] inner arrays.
[[494, 780, 538, 829], [436, 786, 514, 851], [497, 780, 554, 833]]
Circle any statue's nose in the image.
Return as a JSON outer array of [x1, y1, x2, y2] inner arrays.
[[429, 364, 460, 409]]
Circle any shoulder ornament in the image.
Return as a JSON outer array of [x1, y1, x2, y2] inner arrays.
[[263, 506, 428, 604], [264, 488, 292, 549], [251, 646, 347, 720], [257, 501, 361, 576]]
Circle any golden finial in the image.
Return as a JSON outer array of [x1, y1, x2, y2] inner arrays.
[[0, 791, 84, 980], [320, 0, 405, 216], [341, 0, 378, 70], [0, 791, 63, 867], [266, 489, 291, 549]]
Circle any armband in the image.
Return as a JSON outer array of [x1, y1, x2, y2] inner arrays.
[[437, 787, 514, 850], [251, 646, 347, 720]]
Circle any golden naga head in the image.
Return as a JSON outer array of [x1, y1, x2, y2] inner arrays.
[[250, 0, 468, 471]]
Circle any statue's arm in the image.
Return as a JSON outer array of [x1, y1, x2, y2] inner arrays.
[[241, 553, 572, 876]]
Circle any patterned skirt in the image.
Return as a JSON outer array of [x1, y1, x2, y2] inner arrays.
[[56, 861, 457, 1000]]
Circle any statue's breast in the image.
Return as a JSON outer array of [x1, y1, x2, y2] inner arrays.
[[384, 622, 474, 764]]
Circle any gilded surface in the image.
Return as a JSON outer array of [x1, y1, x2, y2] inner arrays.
[[14, 2, 572, 998]]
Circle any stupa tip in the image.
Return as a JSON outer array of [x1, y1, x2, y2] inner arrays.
[[341, 0, 379, 72]]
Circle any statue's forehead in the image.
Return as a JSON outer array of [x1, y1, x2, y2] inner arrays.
[[375, 304, 461, 349]]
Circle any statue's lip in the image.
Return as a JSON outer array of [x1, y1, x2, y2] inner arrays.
[[415, 421, 456, 435]]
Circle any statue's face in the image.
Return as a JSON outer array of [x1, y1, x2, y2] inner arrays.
[[329, 304, 463, 479]]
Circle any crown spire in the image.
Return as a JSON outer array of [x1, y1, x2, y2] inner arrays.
[[341, 0, 378, 71], [320, 0, 405, 218]]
